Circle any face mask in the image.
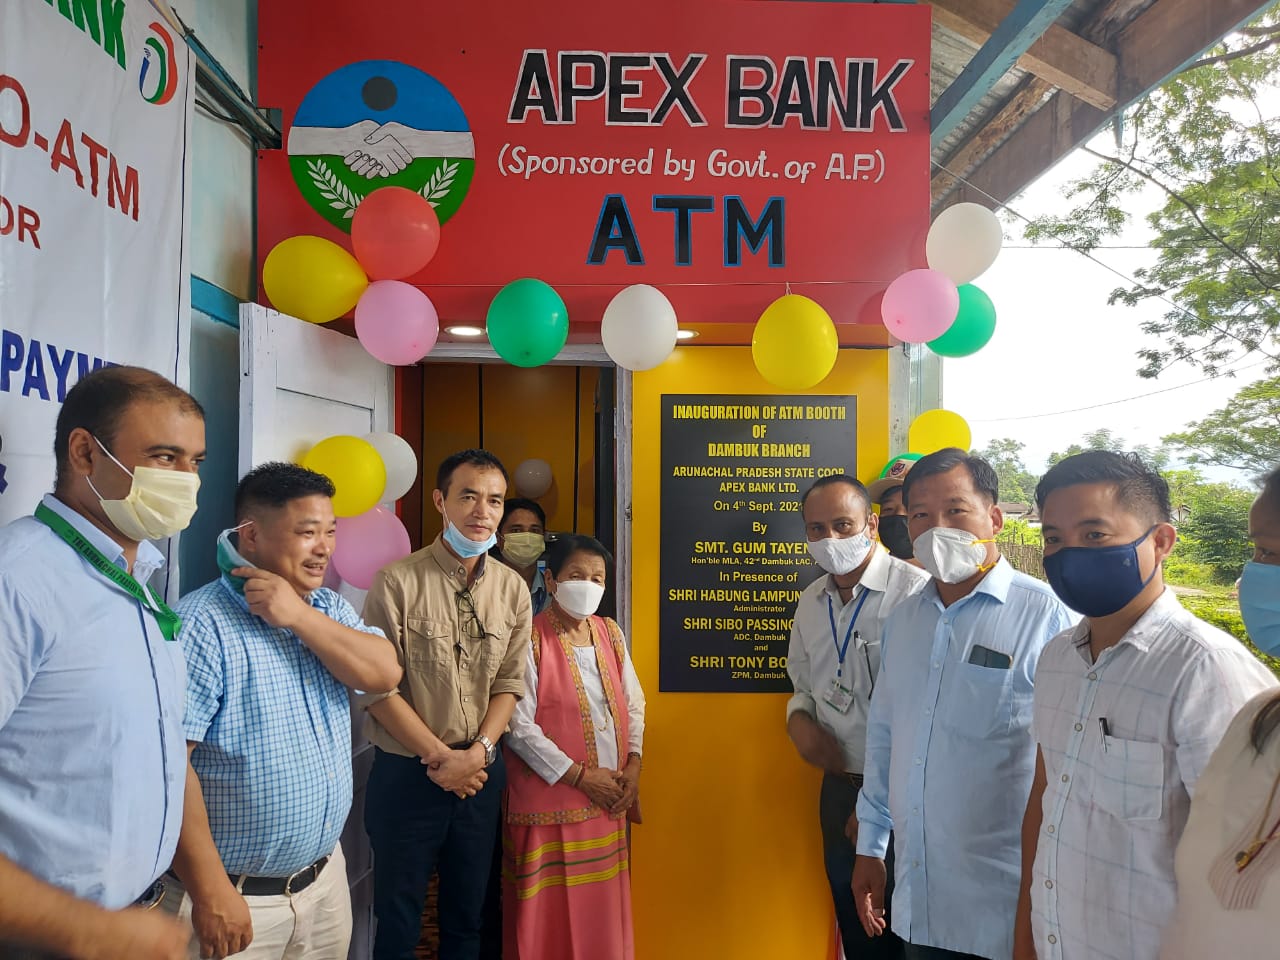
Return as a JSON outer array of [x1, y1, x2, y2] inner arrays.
[[501, 532, 545, 568], [878, 515, 914, 560], [1043, 528, 1158, 619], [555, 579, 606, 620], [806, 530, 874, 575], [441, 507, 497, 559], [913, 527, 996, 584], [1239, 561, 1280, 655], [86, 437, 200, 542], [216, 522, 254, 595]]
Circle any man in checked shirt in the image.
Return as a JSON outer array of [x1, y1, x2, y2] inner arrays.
[[1014, 451, 1276, 960]]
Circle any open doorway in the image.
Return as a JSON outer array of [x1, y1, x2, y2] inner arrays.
[[393, 357, 621, 958]]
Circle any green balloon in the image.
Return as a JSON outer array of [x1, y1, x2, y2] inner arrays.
[[486, 279, 569, 367], [928, 283, 996, 358]]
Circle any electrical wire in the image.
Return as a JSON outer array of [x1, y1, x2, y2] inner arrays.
[[931, 158, 1280, 367], [969, 359, 1269, 423]]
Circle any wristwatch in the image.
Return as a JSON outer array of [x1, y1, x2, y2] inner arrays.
[[473, 733, 497, 767]]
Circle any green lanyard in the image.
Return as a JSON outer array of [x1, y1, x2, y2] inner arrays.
[[34, 503, 182, 642]]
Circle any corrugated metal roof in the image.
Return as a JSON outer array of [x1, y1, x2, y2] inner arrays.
[[927, 0, 1163, 200]]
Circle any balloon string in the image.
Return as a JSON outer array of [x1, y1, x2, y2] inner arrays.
[[785, 281, 793, 296]]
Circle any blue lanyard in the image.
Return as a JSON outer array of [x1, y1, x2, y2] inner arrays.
[[827, 587, 870, 679]]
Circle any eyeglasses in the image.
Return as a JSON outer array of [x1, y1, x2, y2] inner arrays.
[[455, 589, 488, 640]]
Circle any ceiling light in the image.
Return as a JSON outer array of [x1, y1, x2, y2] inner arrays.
[[675, 329, 699, 340], [445, 325, 486, 337]]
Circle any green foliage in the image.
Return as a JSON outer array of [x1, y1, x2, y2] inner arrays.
[[1023, 13, 1280, 377], [1163, 376, 1280, 478], [1178, 593, 1280, 676], [998, 517, 1041, 545], [1162, 553, 1217, 588], [1179, 487, 1255, 583], [973, 437, 1038, 504]]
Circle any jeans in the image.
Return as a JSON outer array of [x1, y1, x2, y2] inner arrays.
[[365, 748, 506, 960], [820, 772, 904, 960]]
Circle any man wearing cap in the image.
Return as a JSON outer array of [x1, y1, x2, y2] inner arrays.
[[786, 474, 928, 958], [868, 456, 917, 563]]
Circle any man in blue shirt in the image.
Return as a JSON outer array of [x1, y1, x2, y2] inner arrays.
[[852, 448, 1074, 960], [161, 463, 402, 960], [494, 497, 551, 616], [0, 366, 206, 960]]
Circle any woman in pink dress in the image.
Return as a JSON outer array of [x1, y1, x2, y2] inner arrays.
[[502, 534, 645, 960]]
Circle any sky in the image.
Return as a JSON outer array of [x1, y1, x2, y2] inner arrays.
[[941, 133, 1267, 485]]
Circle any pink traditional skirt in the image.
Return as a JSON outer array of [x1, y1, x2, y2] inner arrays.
[[502, 816, 634, 960]]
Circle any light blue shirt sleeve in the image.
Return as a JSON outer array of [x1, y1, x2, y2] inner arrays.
[[177, 607, 225, 743], [323, 591, 386, 637], [856, 604, 897, 859], [0, 577, 47, 731]]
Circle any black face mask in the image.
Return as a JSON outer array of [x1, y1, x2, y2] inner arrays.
[[879, 515, 914, 560]]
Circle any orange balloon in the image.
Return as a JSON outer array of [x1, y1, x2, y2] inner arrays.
[[351, 187, 441, 280]]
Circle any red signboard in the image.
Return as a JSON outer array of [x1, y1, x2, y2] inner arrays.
[[257, 0, 931, 330]]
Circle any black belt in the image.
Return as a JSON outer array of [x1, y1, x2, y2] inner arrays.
[[231, 855, 329, 897], [134, 878, 166, 910]]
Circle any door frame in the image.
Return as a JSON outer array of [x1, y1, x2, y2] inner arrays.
[[408, 344, 632, 639]]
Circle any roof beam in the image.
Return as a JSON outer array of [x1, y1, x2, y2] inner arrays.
[[930, 77, 1055, 200], [934, 0, 1275, 211], [930, 0, 1079, 144], [930, 0, 1118, 110]]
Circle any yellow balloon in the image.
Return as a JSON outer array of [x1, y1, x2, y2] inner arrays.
[[751, 295, 838, 389], [300, 435, 387, 517], [263, 236, 368, 324], [908, 409, 972, 455]]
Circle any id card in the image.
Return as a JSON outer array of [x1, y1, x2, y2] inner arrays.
[[823, 678, 856, 713]]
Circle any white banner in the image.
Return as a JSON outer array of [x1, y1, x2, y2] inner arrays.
[[0, 0, 193, 541]]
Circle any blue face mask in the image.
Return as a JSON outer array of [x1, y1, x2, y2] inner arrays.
[[1239, 561, 1280, 656], [441, 509, 497, 559], [1043, 527, 1158, 618], [216, 522, 254, 594]]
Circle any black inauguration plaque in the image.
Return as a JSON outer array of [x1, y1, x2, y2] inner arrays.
[[659, 394, 858, 692]]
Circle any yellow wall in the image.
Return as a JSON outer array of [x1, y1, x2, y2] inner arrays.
[[630, 346, 890, 960], [420, 363, 598, 542]]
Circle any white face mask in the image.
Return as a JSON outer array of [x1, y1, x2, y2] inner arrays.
[[912, 526, 996, 584], [555, 579, 605, 620], [806, 530, 874, 576], [87, 437, 200, 542]]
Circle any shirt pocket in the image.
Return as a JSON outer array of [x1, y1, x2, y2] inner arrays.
[[944, 660, 1015, 739], [1093, 735, 1164, 821], [404, 618, 455, 667]]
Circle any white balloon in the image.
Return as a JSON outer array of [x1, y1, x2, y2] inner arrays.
[[600, 284, 679, 371], [925, 202, 1003, 284], [364, 432, 418, 502], [515, 458, 553, 498]]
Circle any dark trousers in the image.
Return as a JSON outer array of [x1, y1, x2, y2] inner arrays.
[[365, 747, 507, 960], [904, 947, 986, 960], [820, 772, 904, 960]]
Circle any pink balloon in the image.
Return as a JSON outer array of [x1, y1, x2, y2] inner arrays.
[[333, 506, 412, 590], [355, 280, 439, 365], [881, 269, 960, 343]]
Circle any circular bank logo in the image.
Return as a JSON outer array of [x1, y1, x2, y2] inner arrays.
[[287, 60, 475, 231], [138, 21, 179, 105]]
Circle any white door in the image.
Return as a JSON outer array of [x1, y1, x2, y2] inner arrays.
[[239, 302, 393, 960]]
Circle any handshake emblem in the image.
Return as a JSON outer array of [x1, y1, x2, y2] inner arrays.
[[288, 120, 476, 180]]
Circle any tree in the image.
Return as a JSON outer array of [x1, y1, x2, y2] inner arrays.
[[1023, 12, 1280, 378], [973, 437, 1038, 503], [1045, 428, 1175, 470], [1162, 376, 1280, 478], [1178, 483, 1255, 584]]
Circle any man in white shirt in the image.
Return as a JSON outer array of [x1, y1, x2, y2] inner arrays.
[[1014, 451, 1276, 960], [786, 475, 928, 958]]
